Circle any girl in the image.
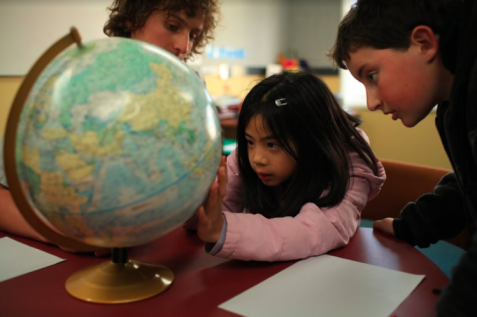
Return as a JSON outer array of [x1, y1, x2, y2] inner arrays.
[[195, 70, 386, 261]]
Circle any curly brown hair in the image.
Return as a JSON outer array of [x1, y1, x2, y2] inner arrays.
[[103, 0, 220, 60]]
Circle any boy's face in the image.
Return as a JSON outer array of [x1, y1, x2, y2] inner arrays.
[[131, 9, 204, 61], [346, 46, 446, 127]]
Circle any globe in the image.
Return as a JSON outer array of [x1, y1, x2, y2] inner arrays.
[[8, 35, 222, 249]]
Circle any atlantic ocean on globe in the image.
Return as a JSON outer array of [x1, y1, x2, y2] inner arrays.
[[14, 37, 222, 248]]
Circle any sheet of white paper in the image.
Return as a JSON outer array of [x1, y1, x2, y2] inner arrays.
[[0, 237, 65, 283], [219, 255, 425, 317]]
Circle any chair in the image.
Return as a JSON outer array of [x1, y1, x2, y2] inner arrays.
[[362, 159, 470, 250]]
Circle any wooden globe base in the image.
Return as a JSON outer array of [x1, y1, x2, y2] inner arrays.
[[65, 258, 174, 304]]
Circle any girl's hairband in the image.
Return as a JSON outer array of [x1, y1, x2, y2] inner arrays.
[[275, 98, 287, 106]]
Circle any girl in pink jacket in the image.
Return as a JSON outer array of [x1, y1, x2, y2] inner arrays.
[[195, 70, 386, 261]]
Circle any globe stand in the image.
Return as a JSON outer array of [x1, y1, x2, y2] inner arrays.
[[65, 248, 174, 304]]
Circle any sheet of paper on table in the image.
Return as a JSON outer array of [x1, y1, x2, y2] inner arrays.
[[219, 254, 425, 317], [0, 237, 65, 283]]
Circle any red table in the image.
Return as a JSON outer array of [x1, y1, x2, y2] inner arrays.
[[0, 228, 449, 317]]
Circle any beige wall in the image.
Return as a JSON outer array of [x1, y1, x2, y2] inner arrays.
[[0, 77, 22, 137], [354, 108, 452, 170], [203, 74, 341, 100], [0, 75, 452, 170]]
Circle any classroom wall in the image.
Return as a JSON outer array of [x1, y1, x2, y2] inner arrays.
[[287, 0, 341, 67], [354, 108, 452, 170], [203, 0, 290, 67], [0, 77, 22, 137], [0, 0, 452, 170], [204, 0, 341, 68], [0, 76, 452, 170], [0, 0, 111, 76]]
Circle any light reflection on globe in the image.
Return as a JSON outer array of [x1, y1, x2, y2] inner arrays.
[[15, 37, 222, 248]]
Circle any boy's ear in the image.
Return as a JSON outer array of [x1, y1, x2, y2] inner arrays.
[[410, 26, 439, 62]]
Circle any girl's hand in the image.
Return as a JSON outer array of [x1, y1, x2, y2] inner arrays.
[[373, 218, 395, 236], [197, 156, 227, 243]]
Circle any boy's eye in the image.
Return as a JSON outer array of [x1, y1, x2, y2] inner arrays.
[[367, 73, 377, 82], [189, 33, 199, 40], [167, 23, 179, 32]]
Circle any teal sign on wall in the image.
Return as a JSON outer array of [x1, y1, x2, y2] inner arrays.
[[206, 45, 245, 59]]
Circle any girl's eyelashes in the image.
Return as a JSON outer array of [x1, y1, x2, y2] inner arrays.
[[246, 139, 254, 146], [267, 142, 280, 149]]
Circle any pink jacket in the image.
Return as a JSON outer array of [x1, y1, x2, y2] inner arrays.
[[217, 129, 386, 261]]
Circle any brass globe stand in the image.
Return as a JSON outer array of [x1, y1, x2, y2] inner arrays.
[[65, 248, 174, 304], [4, 27, 175, 304]]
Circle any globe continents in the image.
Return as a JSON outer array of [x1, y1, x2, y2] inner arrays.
[[13, 37, 222, 248]]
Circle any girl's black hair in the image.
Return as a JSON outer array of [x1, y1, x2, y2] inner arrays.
[[237, 70, 379, 218]]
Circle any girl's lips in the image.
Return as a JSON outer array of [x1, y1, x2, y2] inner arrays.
[[258, 173, 271, 180]]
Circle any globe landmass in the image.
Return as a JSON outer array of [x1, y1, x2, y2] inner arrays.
[[14, 38, 222, 248]]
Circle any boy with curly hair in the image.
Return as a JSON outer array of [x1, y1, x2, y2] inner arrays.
[[104, 0, 220, 61]]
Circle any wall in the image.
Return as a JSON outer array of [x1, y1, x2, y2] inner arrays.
[[354, 108, 452, 170], [202, 0, 290, 67], [203, 74, 340, 99], [287, 0, 341, 67], [203, 0, 341, 68], [0, 76, 453, 170], [0, 77, 22, 137], [0, 0, 453, 170], [0, 0, 111, 76]]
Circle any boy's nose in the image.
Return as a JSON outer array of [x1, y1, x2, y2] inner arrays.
[[366, 90, 382, 112], [173, 33, 191, 57]]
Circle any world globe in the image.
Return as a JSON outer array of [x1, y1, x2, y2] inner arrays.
[[7, 34, 221, 248], [4, 28, 222, 303]]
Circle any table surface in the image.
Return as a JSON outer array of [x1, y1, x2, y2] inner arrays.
[[0, 228, 449, 317]]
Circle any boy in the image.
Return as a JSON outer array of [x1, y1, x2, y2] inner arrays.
[[103, 0, 220, 62], [0, 0, 220, 247], [329, 0, 477, 315]]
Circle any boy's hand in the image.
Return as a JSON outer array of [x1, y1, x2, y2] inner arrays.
[[373, 218, 395, 236], [197, 157, 227, 243]]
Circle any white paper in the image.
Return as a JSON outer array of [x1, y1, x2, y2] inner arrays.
[[0, 237, 65, 282], [219, 255, 425, 317]]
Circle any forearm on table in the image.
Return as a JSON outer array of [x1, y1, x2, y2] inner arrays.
[[0, 184, 49, 243]]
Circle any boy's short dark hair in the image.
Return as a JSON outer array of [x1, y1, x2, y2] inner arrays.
[[329, 0, 460, 69], [103, 0, 220, 59]]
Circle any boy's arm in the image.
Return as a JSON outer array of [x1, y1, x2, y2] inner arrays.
[[436, 233, 477, 316], [0, 184, 49, 243], [392, 172, 466, 247]]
